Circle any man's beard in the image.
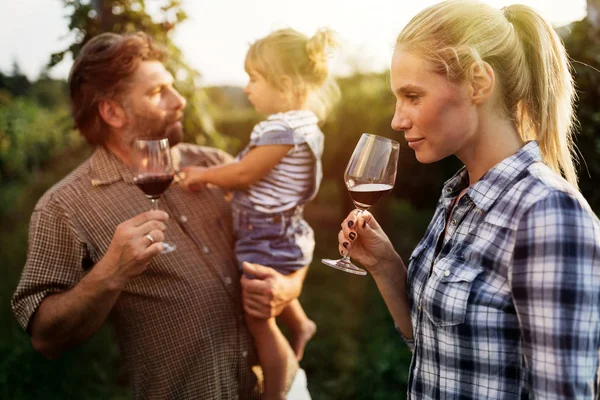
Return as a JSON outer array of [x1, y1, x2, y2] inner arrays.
[[123, 109, 184, 148]]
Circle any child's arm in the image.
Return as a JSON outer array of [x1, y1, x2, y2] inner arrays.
[[182, 144, 293, 190]]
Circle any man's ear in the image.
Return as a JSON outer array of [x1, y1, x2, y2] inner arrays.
[[469, 61, 495, 105], [98, 99, 126, 129]]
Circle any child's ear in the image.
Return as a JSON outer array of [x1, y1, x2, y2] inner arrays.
[[98, 99, 127, 128], [279, 75, 294, 93], [469, 61, 495, 105]]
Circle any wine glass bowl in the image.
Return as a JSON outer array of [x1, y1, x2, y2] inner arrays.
[[132, 138, 176, 254], [322, 133, 399, 275]]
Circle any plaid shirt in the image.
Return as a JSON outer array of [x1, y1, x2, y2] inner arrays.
[[405, 141, 600, 399], [11, 144, 283, 399]]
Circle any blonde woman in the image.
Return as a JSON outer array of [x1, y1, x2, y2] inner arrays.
[[338, 1, 600, 398], [184, 28, 339, 400]]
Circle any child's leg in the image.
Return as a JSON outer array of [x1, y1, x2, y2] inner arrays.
[[245, 314, 291, 400], [278, 299, 317, 361]]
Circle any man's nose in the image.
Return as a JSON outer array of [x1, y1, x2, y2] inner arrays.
[[171, 88, 186, 110]]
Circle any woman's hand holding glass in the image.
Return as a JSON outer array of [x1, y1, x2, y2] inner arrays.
[[338, 210, 400, 276]]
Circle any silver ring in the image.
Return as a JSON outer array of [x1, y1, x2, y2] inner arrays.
[[145, 234, 155, 245]]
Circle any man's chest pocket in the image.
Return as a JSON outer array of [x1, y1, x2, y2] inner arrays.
[[421, 257, 483, 327]]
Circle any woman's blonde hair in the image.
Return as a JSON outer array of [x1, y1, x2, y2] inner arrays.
[[397, 0, 578, 188], [245, 28, 340, 121]]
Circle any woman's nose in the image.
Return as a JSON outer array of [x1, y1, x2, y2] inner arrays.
[[391, 111, 411, 131]]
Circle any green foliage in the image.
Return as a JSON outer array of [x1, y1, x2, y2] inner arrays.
[[0, 61, 31, 97], [0, 99, 79, 187], [561, 19, 600, 213]]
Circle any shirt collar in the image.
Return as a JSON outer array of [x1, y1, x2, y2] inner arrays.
[[89, 146, 134, 186], [441, 141, 543, 213]]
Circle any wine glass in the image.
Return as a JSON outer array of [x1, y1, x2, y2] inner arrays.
[[132, 138, 176, 254], [322, 133, 399, 275]]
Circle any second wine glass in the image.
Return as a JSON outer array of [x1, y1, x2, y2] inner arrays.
[[322, 133, 399, 275], [132, 138, 177, 254]]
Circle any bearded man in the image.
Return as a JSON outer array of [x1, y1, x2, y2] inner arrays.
[[11, 32, 310, 399]]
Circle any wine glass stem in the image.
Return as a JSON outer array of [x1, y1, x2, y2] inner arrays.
[[151, 198, 159, 211]]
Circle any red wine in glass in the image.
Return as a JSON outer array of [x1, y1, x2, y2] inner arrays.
[[348, 183, 394, 210], [133, 173, 175, 199], [132, 138, 176, 254], [322, 133, 399, 276]]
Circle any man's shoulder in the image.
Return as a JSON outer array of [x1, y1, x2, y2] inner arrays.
[[35, 157, 94, 212]]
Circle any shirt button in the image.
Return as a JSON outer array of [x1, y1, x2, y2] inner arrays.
[[224, 276, 232, 285], [451, 219, 457, 226], [179, 215, 188, 223], [202, 246, 210, 254], [444, 270, 450, 277], [241, 350, 248, 358]]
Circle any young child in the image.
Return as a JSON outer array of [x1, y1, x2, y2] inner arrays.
[[183, 28, 339, 399]]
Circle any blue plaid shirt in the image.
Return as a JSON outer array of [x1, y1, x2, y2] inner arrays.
[[405, 141, 600, 399]]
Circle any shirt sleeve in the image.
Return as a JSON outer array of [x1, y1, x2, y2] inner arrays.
[[250, 119, 297, 147], [11, 196, 87, 332], [511, 190, 600, 398]]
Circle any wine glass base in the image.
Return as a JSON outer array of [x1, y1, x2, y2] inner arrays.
[[161, 242, 176, 254], [321, 258, 367, 276]]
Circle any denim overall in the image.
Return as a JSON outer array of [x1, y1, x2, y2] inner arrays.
[[232, 126, 323, 275]]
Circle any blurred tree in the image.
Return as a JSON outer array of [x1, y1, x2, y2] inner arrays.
[[561, 8, 600, 213], [26, 71, 69, 109], [49, 0, 230, 149], [0, 60, 31, 97]]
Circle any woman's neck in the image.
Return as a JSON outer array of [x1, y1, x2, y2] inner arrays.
[[457, 114, 525, 186]]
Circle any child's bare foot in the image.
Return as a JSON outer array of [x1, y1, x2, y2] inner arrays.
[[291, 319, 317, 361]]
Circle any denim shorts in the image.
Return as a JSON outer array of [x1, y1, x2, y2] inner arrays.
[[232, 204, 315, 276]]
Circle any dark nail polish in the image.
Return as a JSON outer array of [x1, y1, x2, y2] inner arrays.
[[343, 242, 349, 249], [349, 232, 356, 240], [348, 220, 354, 228]]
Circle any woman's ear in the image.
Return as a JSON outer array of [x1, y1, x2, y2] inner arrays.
[[469, 61, 495, 105], [98, 99, 126, 128]]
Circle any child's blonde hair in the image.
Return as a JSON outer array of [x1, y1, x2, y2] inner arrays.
[[245, 28, 340, 121], [397, 0, 578, 188]]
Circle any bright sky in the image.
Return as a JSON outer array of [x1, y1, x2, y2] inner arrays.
[[0, 0, 587, 86]]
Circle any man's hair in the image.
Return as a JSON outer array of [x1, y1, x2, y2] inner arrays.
[[68, 32, 167, 145]]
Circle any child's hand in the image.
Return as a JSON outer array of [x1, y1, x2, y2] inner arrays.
[[182, 166, 207, 191]]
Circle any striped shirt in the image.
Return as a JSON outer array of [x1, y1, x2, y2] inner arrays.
[[11, 144, 298, 399], [404, 141, 600, 399], [237, 110, 323, 213]]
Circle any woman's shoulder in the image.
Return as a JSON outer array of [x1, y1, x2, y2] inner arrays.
[[484, 162, 598, 231], [513, 162, 597, 223]]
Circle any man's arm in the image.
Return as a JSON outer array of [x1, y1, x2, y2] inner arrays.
[[22, 210, 168, 359], [240, 262, 307, 319], [30, 263, 123, 359]]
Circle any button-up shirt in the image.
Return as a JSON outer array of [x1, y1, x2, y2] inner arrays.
[[405, 141, 600, 399], [12, 144, 263, 399]]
